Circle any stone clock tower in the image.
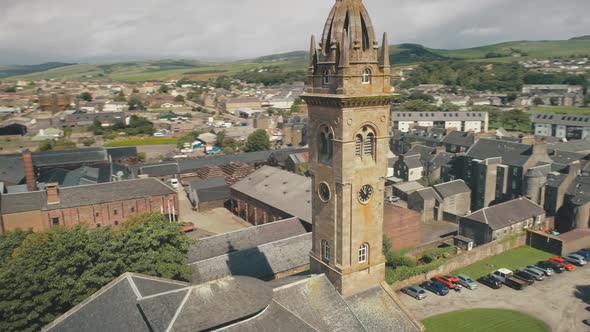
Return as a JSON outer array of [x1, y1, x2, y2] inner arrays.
[[301, 0, 392, 297]]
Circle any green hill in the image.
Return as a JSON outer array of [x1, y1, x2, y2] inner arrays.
[[3, 39, 589, 82]]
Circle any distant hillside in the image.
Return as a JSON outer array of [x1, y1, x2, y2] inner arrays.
[[570, 35, 590, 41], [3, 39, 590, 82], [0, 62, 73, 79]]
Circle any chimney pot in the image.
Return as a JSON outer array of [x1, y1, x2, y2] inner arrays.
[[46, 183, 60, 205]]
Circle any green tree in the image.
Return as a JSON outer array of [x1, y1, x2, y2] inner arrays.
[[137, 151, 147, 162], [114, 91, 126, 102], [78, 92, 93, 102], [584, 95, 590, 107], [532, 97, 545, 106], [3, 86, 17, 93], [174, 95, 185, 103], [216, 130, 226, 147], [38, 139, 52, 151], [128, 96, 145, 111], [159, 85, 169, 94], [0, 213, 191, 332], [0, 229, 32, 264], [246, 129, 271, 152], [82, 138, 95, 147], [549, 97, 560, 106], [439, 102, 460, 112]]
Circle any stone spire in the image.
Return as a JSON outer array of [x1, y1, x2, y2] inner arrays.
[[305, 0, 390, 96], [309, 34, 318, 73], [380, 32, 390, 68]]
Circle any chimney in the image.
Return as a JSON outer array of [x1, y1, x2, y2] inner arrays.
[[520, 135, 536, 145], [46, 183, 60, 205], [532, 142, 548, 157], [569, 161, 581, 176], [22, 149, 37, 192]]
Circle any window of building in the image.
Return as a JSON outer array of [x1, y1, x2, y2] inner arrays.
[[355, 134, 363, 156], [359, 243, 368, 263], [322, 240, 331, 262], [97, 223, 101, 228], [322, 69, 330, 85], [52, 218, 59, 226], [363, 132, 375, 156], [318, 125, 334, 164], [95, 212, 99, 217], [113, 209, 118, 216], [114, 220, 119, 226], [362, 68, 371, 84], [130, 207, 135, 213]]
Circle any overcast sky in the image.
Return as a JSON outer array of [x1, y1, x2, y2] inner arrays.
[[0, 0, 588, 65]]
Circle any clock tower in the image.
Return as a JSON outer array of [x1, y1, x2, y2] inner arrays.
[[302, 0, 392, 297]]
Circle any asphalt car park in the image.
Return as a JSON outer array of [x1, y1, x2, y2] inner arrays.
[[399, 263, 590, 332]]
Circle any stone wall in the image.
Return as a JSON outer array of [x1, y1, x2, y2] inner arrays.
[[391, 234, 527, 290], [383, 204, 421, 250]]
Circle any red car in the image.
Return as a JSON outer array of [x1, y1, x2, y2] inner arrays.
[[548, 256, 575, 271], [432, 275, 460, 289]]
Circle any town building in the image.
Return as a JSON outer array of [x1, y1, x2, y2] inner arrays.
[[533, 113, 590, 140], [392, 111, 489, 133], [459, 197, 547, 245], [187, 177, 230, 212], [220, 97, 262, 114], [407, 180, 471, 223], [0, 178, 178, 234]]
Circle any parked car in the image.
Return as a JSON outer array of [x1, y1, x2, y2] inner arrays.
[[478, 275, 502, 289], [521, 267, 545, 281], [548, 256, 575, 271], [563, 254, 587, 266], [527, 261, 555, 277], [535, 261, 563, 274], [432, 275, 460, 290], [513, 270, 536, 285], [492, 269, 527, 290], [401, 286, 427, 300], [169, 178, 180, 188], [420, 281, 449, 296], [457, 274, 478, 290], [574, 250, 590, 261]]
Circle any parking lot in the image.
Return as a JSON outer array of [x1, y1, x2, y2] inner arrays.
[[399, 265, 590, 332]]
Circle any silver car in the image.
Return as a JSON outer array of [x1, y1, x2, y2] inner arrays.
[[457, 274, 478, 290], [521, 267, 545, 281], [402, 286, 427, 300], [564, 254, 587, 266], [529, 264, 554, 276]]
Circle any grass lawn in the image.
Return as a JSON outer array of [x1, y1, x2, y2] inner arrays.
[[422, 309, 550, 332], [105, 137, 177, 147], [532, 106, 590, 116], [452, 246, 553, 280]]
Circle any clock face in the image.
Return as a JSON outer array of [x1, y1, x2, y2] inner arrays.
[[358, 185, 373, 204], [318, 182, 331, 202]]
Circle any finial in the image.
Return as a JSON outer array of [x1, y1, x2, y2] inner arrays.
[[380, 32, 390, 68], [339, 30, 350, 68]]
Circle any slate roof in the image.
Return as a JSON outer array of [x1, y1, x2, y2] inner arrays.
[[441, 131, 475, 147], [549, 150, 587, 164], [463, 197, 545, 231], [178, 150, 273, 173], [0, 154, 24, 185], [406, 144, 436, 165], [187, 217, 308, 263], [466, 138, 534, 167], [107, 147, 138, 160], [189, 177, 229, 203], [393, 181, 425, 193], [1, 178, 175, 214], [533, 113, 590, 126], [566, 176, 590, 206], [413, 188, 442, 202], [403, 154, 423, 169], [137, 163, 180, 177], [190, 233, 312, 284], [231, 166, 312, 223], [43, 273, 188, 332], [548, 140, 590, 153], [428, 152, 454, 172], [433, 180, 471, 198]]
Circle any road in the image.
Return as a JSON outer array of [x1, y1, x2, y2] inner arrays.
[[400, 265, 590, 332]]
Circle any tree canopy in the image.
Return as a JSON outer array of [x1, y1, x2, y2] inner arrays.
[[0, 213, 191, 332], [246, 129, 271, 152]]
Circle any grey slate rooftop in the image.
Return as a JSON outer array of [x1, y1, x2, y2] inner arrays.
[[441, 130, 476, 147], [187, 217, 308, 263], [548, 140, 590, 153], [231, 166, 312, 223], [466, 138, 536, 167], [1, 178, 176, 214], [189, 177, 229, 203], [433, 180, 471, 198], [464, 197, 545, 230]]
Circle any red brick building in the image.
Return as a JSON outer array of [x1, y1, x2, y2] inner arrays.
[[0, 178, 178, 234], [383, 203, 422, 250]]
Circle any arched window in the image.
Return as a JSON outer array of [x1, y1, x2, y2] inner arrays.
[[322, 240, 331, 262], [359, 243, 369, 263], [318, 125, 333, 163], [362, 68, 371, 84], [364, 132, 375, 156], [322, 69, 330, 85], [355, 134, 363, 156]]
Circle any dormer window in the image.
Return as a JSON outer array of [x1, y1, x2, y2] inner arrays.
[[362, 68, 371, 84]]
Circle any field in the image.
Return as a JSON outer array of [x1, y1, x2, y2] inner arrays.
[[452, 246, 553, 280], [2, 39, 589, 82], [104, 137, 177, 147], [422, 309, 550, 332], [531, 106, 590, 116]]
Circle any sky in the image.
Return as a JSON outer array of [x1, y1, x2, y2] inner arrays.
[[0, 0, 588, 65]]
